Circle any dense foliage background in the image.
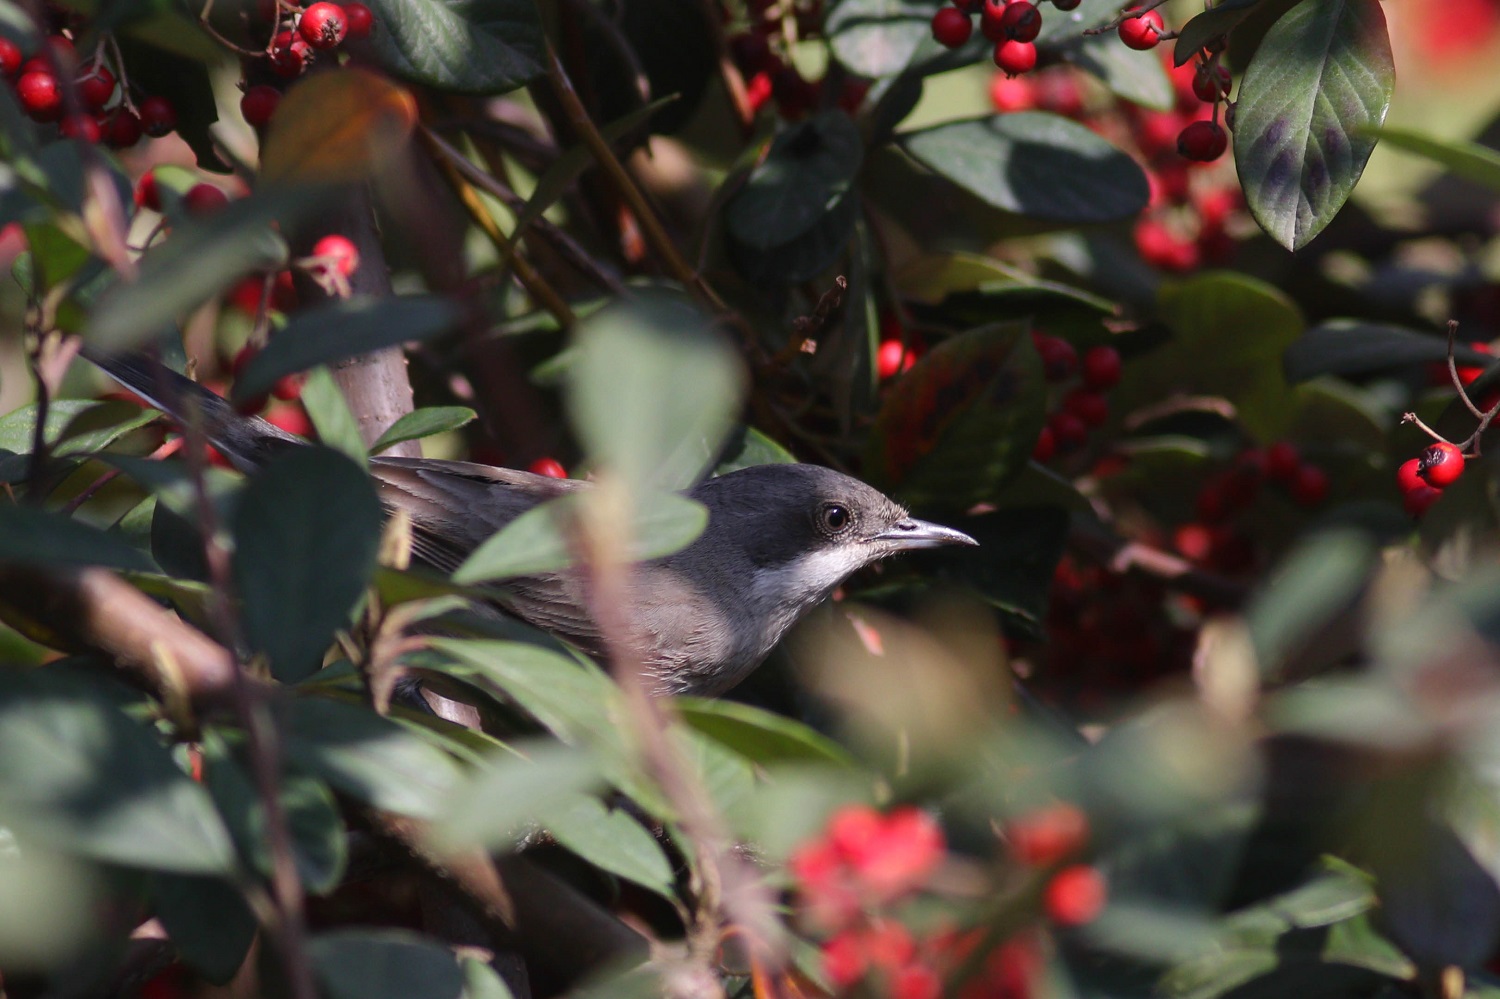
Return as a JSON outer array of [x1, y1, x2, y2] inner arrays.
[[6, 0, 1500, 996]]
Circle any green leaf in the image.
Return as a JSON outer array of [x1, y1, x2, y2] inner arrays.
[[677, 698, 857, 768], [1062, 31, 1173, 110], [84, 188, 319, 348], [453, 491, 707, 584], [1248, 530, 1377, 675], [230, 296, 460, 407], [1034, 0, 1121, 44], [432, 740, 601, 851], [151, 874, 257, 984], [1173, 0, 1261, 66], [537, 793, 676, 897], [864, 322, 1048, 510], [370, 407, 476, 454], [1371, 126, 1500, 194], [461, 958, 517, 999], [1233, 0, 1394, 251], [567, 288, 744, 495], [231, 447, 382, 682], [0, 670, 236, 874], [299, 367, 369, 465], [361, 0, 544, 94], [825, 0, 937, 79], [283, 697, 464, 819], [1284, 320, 1492, 383], [309, 929, 465, 999], [0, 505, 155, 571], [900, 112, 1148, 222], [114, 37, 227, 172], [714, 427, 797, 474]]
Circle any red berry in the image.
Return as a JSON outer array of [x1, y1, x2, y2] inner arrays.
[[1051, 0, 1080, 8], [529, 457, 567, 479], [58, 114, 100, 142], [990, 73, 1035, 111], [270, 31, 310, 77], [1032, 332, 1076, 381], [1064, 388, 1108, 427], [134, 171, 162, 212], [1264, 441, 1300, 481], [1290, 463, 1329, 507], [231, 344, 271, 414], [1134, 218, 1199, 271], [1404, 485, 1441, 518], [272, 372, 303, 401], [1049, 411, 1088, 452], [298, 2, 348, 49], [1000, 1, 1042, 42], [1117, 8, 1163, 50], [1174, 522, 1213, 562], [931, 6, 973, 47], [184, 183, 229, 214], [240, 85, 281, 128], [891, 963, 942, 999], [877, 338, 916, 380], [16, 71, 61, 121], [104, 109, 143, 148], [0, 37, 20, 78], [75, 63, 115, 111], [1007, 803, 1089, 866], [1081, 345, 1121, 390], [821, 932, 867, 988], [1419, 441, 1465, 488], [1032, 424, 1055, 463], [1044, 864, 1107, 926], [1177, 120, 1228, 162], [1192, 63, 1230, 103], [979, 0, 1009, 39], [343, 1, 374, 37], [138, 96, 177, 137], [266, 403, 313, 438], [994, 39, 1037, 76], [1396, 458, 1426, 495], [312, 233, 360, 276]]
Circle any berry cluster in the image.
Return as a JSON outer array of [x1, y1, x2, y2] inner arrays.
[[134, 169, 233, 217], [1171, 441, 1328, 570], [3, 27, 177, 149], [1005, 802, 1108, 926], [929, 0, 1082, 78], [1029, 333, 1122, 463], [260, 0, 373, 83], [726, 0, 869, 120], [1396, 441, 1465, 518]]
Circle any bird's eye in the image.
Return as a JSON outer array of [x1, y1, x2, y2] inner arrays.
[[820, 503, 852, 533]]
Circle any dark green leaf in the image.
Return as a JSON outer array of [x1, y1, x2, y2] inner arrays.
[[1174, 0, 1261, 65], [1284, 320, 1493, 383], [677, 698, 857, 767], [299, 367, 367, 464], [901, 505, 1069, 628], [151, 874, 257, 984], [900, 112, 1149, 222], [433, 740, 601, 851], [360, 0, 544, 94], [1233, 0, 1394, 250], [728, 192, 860, 285], [85, 188, 321, 348], [310, 929, 465, 999], [1372, 126, 1500, 194], [1248, 530, 1377, 674], [825, 0, 937, 79], [714, 426, 797, 474], [725, 111, 863, 251], [537, 794, 675, 897], [0, 399, 115, 454], [460, 957, 517, 999], [370, 407, 476, 454], [1034, 0, 1121, 43], [0, 670, 235, 873], [1061, 31, 1173, 110], [283, 697, 464, 819], [55, 401, 161, 457], [0, 505, 154, 571], [114, 37, 227, 172], [568, 289, 743, 494], [453, 491, 707, 584], [231, 447, 382, 682], [230, 296, 460, 406], [864, 322, 1048, 510]]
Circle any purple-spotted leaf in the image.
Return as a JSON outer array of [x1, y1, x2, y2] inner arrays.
[[864, 322, 1047, 510], [1233, 0, 1394, 251]]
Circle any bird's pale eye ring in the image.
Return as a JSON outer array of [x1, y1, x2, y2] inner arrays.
[[820, 503, 852, 533]]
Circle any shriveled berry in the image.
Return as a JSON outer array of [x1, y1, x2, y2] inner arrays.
[[1045, 864, 1107, 926], [343, 1, 374, 37], [529, 457, 568, 479], [138, 95, 177, 136], [1178, 120, 1228, 162], [1000, 1, 1042, 41], [1396, 458, 1425, 495], [1290, 463, 1329, 507], [994, 38, 1037, 76], [1419, 441, 1465, 488], [16, 70, 62, 121], [312, 233, 360, 276], [1081, 344, 1121, 390], [1117, 8, 1163, 50], [184, 183, 229, 214], [298, 2, 348, 49], [931, 6, 973, 47], [240, 84, 281, 128]]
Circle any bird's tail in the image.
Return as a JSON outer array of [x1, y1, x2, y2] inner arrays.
[[81, 346, 305, 472]]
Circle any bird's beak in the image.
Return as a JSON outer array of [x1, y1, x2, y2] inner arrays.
[[874, 517, 979, 550]]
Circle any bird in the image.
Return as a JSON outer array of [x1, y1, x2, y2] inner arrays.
[[85, 350, 978, 696]]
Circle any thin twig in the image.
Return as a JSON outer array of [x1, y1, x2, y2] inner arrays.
[[1084, 0, 1171, 35], [1448, 320, 1486, 420]]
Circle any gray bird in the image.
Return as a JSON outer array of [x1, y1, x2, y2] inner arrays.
[[86, 351, 977, 695]]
